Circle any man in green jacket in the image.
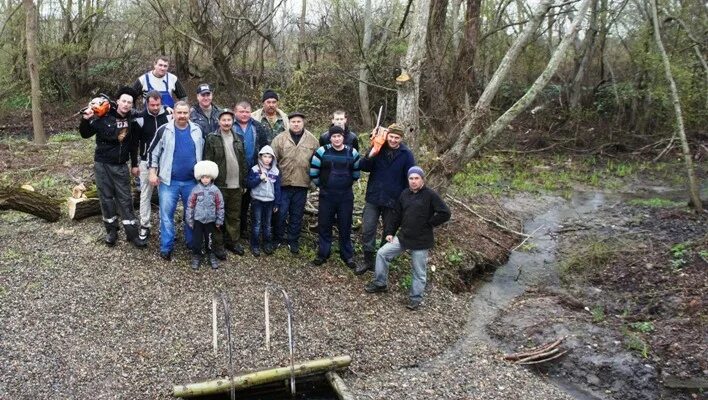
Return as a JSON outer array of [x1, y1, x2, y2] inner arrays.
[[203, 109, 247, 258]]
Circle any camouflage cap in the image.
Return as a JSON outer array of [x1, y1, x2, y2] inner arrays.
[[387, 123, 405, 137]]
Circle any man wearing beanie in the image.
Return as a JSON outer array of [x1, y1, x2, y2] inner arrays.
[[251, 89, 289, 143], [364, 166, 451, 311], [355, 123, 415, 274], [271, 111, 319, 253]]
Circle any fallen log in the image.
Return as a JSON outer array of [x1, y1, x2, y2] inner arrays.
[[325, 371, 355, 400], [0, 186, 61, 222], [172, 355, 352, 398]]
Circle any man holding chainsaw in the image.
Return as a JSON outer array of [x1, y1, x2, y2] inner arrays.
[[79, 87, 147, 248], [355, 123, 415, 275]]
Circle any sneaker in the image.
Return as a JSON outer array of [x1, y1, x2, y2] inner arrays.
[[252, 247, 261, 257], [209, 253, 219, 270], [345, 259, 358, 270], [191, 255, 201, 270], [312, 257, 326, 266], [263, 243, 274, 255], [159, 251, 172, 261], [364, 282, 388, 293], [226, 243, 245, 256], [406, 299, 423, 311], [212, 247, 227, 260], [138, 226, 150, 241], [289, 242, 300, 254]]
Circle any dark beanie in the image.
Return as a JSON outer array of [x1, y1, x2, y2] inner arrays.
[[262, 89, 279, 102], [328, 125, 345, 136]]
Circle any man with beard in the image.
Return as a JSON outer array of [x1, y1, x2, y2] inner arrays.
[[148, 101, 204, 260], [80, 86, 146, 248]]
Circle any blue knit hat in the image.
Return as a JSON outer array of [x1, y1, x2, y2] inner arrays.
[[407, 166, 424, 178]]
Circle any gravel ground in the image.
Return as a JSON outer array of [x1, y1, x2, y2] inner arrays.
[[0, 207, 571, 399]]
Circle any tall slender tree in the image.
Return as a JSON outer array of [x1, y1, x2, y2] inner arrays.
[[24, 0, 44, 145]]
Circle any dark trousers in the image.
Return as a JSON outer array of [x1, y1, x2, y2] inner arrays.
[[276, 186, 308, 246], [192, 221, 216, 255], [240, 189, 251, 234], [94, 161, 139, 237], [250, 199, 274, 248], [213, 187, 242, 249], [317, 190, 354, 261], [361, 202, 395, 254]]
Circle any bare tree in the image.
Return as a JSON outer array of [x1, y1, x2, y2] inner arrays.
[[358, 0, 373, 127], [650, 0, 702, 212], [24, 0, 44, 145]]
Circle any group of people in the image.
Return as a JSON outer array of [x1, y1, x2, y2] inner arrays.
[[79, 55, 451, 310]]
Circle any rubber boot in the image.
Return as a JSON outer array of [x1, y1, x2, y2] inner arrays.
[[124, 224, 147, 248], [104, 222, 118, 246], [209, 253, 219, 270], [191, 254, 202, 270]]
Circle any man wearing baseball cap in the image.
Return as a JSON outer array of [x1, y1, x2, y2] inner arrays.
[[364, 166, 451, 311], [190, 83, 222, 139]]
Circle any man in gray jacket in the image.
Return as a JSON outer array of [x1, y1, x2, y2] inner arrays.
[[148, 101, 204, 260]]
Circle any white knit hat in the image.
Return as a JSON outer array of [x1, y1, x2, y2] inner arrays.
[[194, 160, 219, 181]]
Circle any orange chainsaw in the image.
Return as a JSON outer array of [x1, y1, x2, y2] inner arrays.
[[368, 106, 386, 158]]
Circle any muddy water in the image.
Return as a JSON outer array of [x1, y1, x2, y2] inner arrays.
[[435, 186, 704, 399]]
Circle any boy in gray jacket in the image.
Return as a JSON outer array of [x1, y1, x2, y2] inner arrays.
[[246, 145, 282, 256], [186, 160, 225, 270]]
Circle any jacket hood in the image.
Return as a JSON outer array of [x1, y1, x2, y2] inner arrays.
[[257, 145, 277, 168]]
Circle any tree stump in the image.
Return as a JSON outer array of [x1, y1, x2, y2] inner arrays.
[[67, 197, 102, 220], [0, 186, 61, 222]]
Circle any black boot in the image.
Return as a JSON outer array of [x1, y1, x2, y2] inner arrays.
[[364, 252, 376, 270], [124, 223, 147, 248], [209, 253, 219, 270], [191, 254, 202, 270], [104, 222, 118, 246]]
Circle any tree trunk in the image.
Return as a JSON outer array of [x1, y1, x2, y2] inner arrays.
[[569, 0, 599, 109], [296, 0, 306, 70], [24, 0, 44, 145], [649, 0, 702, 212], [0, 186, 61, 222], [172, 356, 351, 398], [358, 0, 373, 128], [67, 197, 101, 220], [396, 0, 432, 151], [451, 0, 482, 102], [467, 0, 593, 159], [450, 0, 463, 52]]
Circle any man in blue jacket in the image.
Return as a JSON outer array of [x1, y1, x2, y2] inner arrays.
[[355, 123, 415, 274]]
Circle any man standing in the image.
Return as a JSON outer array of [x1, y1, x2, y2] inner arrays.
[[355, 123, 415, 274], [79, 87, 146, 248], [148, 101, 204, 260], [319, 110, 359, 151], [132, 90, 172, 241], [364, 167, 451, 310], [203, 109, 248, 257], [132, 56, 187, 108], [190, 83, 221, 139], [251, 89, 289, 143], [233, 100, 269, 237], [309, 126, 361, 269], [271, 112, 319, 254]]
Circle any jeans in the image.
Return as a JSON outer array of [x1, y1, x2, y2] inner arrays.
[[373, 237, 429, 302], [250, 199, 274, 248], [361, 202, 394, 254], [317, 190, 354, 261], [158, 179, 196, 253], [138, 160, 155, 227], [276, 186, 307, 246]]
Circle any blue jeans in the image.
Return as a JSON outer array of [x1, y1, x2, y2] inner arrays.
[[374, 237, 429, 302], [276, 186, 307, 246], [317, 190, 354, 261], [158, 179, 196, 253], [250, 199, 274, 248]]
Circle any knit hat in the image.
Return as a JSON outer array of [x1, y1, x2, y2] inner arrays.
[[288, 111, 306, 120], [328, 125, 345, 136], [407, 166, 424, 178], [194, 160, 219, 181], [262, 89, 279, 102], [387, 123, 405, 137]]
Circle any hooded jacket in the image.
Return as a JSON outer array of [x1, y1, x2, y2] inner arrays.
[[246, 145, 282, 204], [132, 106, 172, 160], [80, 108, 139, 167]]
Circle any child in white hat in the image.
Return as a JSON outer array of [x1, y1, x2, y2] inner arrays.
[[186, 160, 225, 270]]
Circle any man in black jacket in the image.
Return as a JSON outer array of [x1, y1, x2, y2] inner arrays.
[[133, 90, 172, 240], [364, 166, 450, 310], [80, 87, 146, 248], [319, 110, 359, 151]]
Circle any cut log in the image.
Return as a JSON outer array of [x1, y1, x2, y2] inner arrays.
[[325, 371, 355, 400], [67, 197, 102, 220], [172, 355, 352, 398], [0, 186, 61, 222]]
